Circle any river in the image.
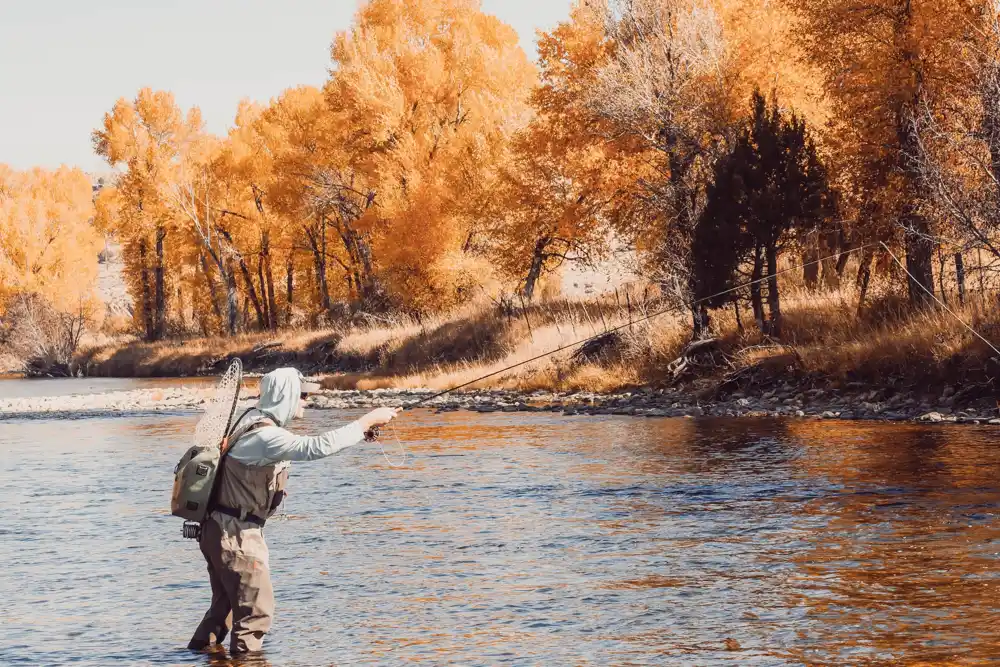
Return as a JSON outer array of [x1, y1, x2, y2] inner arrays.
[[3, 380, 1000, 665], [0, 376, 218, 399]]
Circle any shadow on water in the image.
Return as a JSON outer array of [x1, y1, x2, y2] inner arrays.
[[4, 402, 1000, 665]]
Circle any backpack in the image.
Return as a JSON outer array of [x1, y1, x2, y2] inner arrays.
[[171, 407, 254, 537]]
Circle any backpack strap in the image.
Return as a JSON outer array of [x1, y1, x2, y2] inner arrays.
[[204, 407, 257, 526]]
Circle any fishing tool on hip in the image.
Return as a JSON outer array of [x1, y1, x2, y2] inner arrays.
[[171, 358, 245, 540], [360, 242, 880, 458]]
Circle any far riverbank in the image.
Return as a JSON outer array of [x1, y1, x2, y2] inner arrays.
[[1, 382, 995, 425]]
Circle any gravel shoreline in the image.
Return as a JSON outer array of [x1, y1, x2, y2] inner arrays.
[[1, 385, 997, 424]]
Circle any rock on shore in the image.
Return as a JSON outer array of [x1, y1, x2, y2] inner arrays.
[[1, 385, 998, 425]]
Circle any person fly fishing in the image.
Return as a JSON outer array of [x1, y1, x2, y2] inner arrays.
[[187, 367, 399, 655]]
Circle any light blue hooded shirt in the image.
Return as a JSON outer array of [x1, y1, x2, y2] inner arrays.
[[226, 368, 366, 466]]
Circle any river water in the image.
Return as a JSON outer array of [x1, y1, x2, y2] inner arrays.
[[0, 376, 218, 399], [3, 388, 1000, 665]]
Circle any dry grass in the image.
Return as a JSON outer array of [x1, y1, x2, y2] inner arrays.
[[76, 278, 1000, 396], [78, 329, 340, 377]]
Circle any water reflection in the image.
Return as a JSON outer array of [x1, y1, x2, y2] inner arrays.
[[3, 409, 1000, 664], [775, 421, 1000, 664]]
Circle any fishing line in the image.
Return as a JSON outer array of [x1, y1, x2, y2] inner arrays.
[[365, 242, 880, 457], [879, 241, 1000, 356], [399, 242, 881, 409], [376, 422, 407, 467]]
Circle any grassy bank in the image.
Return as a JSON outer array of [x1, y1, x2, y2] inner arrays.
[[74, 283, 1000, 413]]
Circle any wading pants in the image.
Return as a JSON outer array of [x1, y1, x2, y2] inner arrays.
[[189, 515, 274, 654]]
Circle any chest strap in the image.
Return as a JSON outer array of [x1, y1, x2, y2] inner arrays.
[[210, 416, 276, 528], [213, 504, 266, 526]]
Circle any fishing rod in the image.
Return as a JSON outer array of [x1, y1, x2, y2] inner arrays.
[[396, 242, 882, 411], [364, 242, 881, 457]]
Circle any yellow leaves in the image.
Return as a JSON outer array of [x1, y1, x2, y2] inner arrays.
[[311, 0, 538, 305], [0, 166, 101, 313], [84, 0, 552, 324]]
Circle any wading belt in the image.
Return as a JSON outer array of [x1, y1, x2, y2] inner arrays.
[[212, 504, 267, 526]]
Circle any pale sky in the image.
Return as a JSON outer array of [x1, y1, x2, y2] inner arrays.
[[0, 0, 573, 174]]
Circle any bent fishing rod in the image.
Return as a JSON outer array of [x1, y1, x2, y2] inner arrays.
[[363, 240, 1000, 463], [363, 242, 877, 457], [387, 241, 882, 415]]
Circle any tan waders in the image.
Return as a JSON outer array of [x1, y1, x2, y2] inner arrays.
[[189, 515, 275, 653], [189, 448, 288, 654]]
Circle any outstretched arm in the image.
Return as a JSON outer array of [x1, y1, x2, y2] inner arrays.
[[230, 408, 400, 464]]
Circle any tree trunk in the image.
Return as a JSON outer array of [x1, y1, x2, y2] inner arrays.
[[751, 244, 765, 333], [198, 252, 223, 323], [226, 259, 239, 336], [138, 237, 154, 341], [803, 241, 820, 291], [834, 247, 852, 279], [257, 256, 269, 329], [153, 226, 166, 341], [823, 230, 844, 289], [765, 242, 781, 337], [691, 303, 710, 339], [904, 213, 935, 307], [346, 229, 380, 308], [238, 258, 267, 330], [241, 292, 250, 330], [955, 252, 966, 306], [733, 298, 743, 334], [285, 257, 294, 326], [856, 249, 873, 317], [317, 219, 333, 316], [262, 233, 277, 331], [894, 23, 935, 310], [936, 246, 949, 306], [522, 238, 548, 301], [978, 247, 986, 299]]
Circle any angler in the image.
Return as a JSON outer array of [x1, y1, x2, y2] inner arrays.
[[186, 367, 398, 655]]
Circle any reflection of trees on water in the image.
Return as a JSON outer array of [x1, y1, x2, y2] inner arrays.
[[778, 422, 1000, 663], [602, 416, 799, 476]]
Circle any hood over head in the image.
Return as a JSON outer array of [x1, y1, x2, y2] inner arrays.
[[254, 367, 317, 427]]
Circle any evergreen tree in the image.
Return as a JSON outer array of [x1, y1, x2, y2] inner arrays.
[[692, 90, 835, 336]]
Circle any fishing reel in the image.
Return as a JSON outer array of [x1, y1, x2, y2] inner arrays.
[[364, 426, 380, 442], [182, 521, 201, 540]]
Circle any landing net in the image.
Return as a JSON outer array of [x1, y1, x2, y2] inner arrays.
[[192, 358, 244, 449]]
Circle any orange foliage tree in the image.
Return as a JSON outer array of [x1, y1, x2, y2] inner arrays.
[[93, 0, 537, 336], [0, 165, 101, 312], [788, 0, 984, 306]]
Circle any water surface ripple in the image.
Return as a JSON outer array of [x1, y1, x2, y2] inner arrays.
[[4, 408, 1000, 665]]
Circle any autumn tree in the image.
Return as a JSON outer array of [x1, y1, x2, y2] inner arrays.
[[95, 89, 271, 336], [257, 86, 343, 324], [904, 0, 1000, 305], [0, 166, 102, 369], [216, 102, 289, 331], [0, 166, 101, 311], [484, 109, 616, 300], [536, 0, 825, 336], [789, 0, 981, 308], [319, 0, 535, 313], [93, 89, 188, 340]]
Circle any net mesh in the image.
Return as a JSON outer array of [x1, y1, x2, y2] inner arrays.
[[192, 358, 243, 448]]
